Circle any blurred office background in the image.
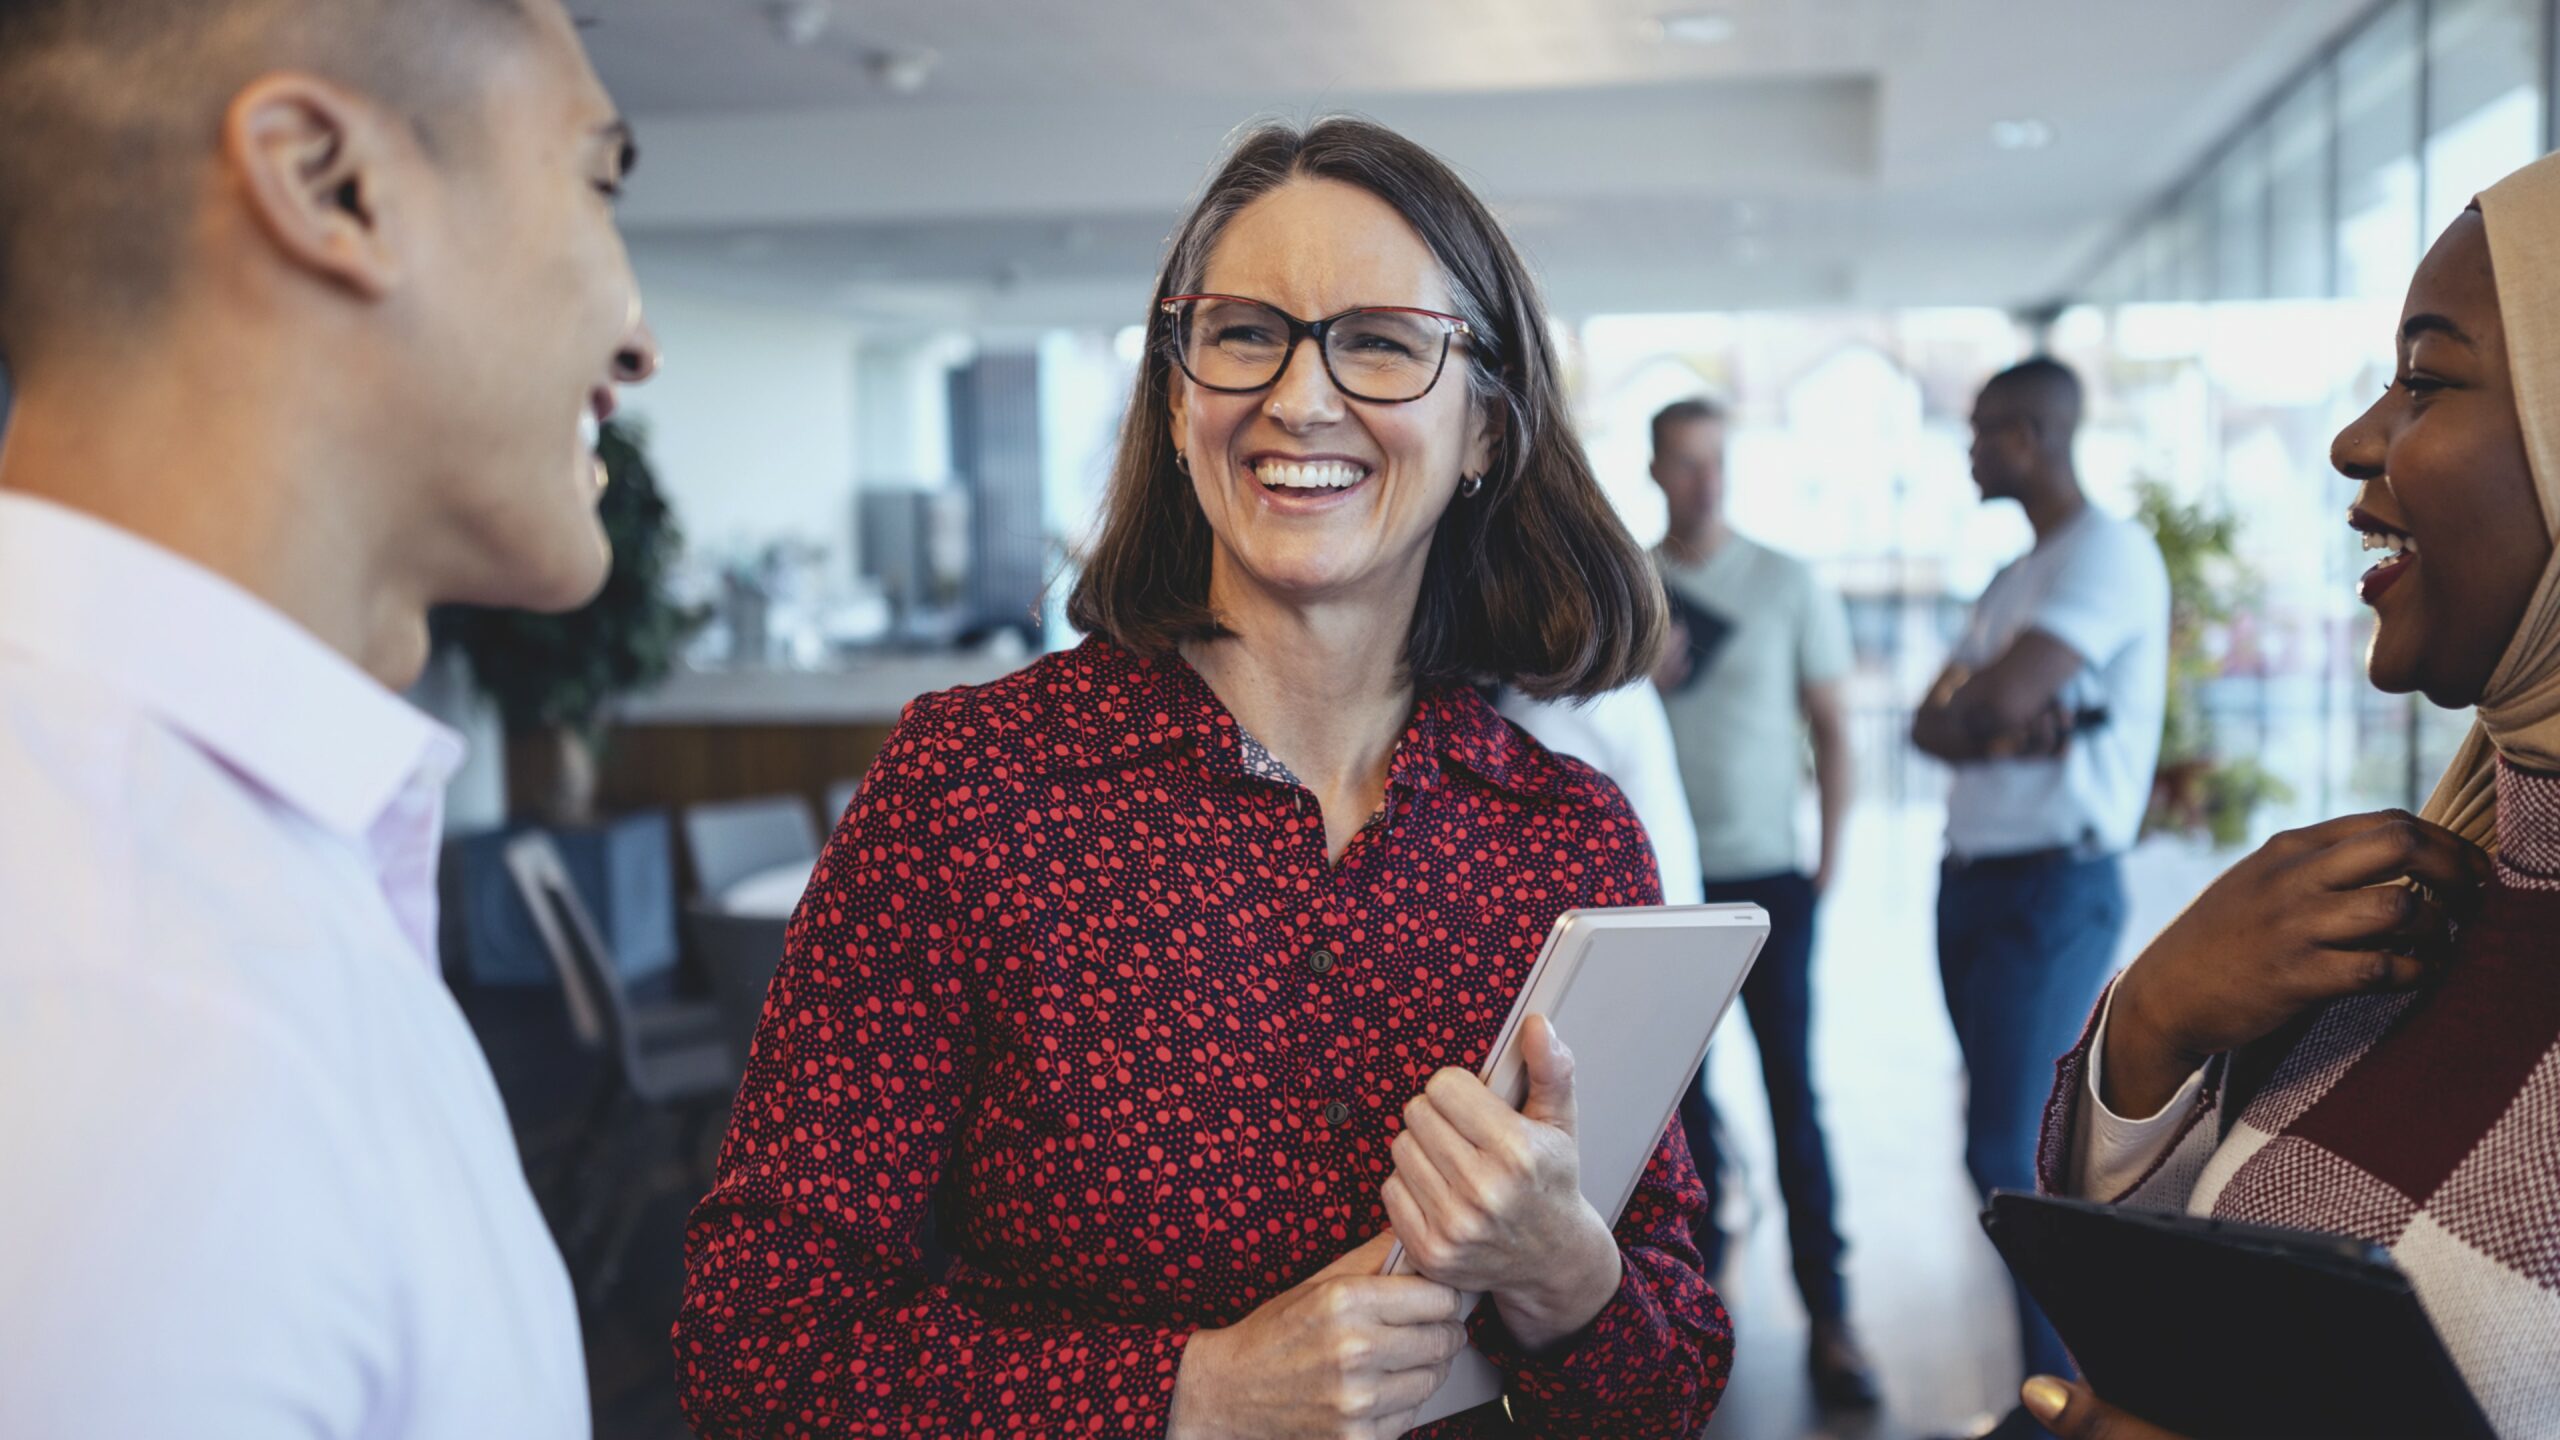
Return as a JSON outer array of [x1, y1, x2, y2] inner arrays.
[[2, 2, 2549, 1435]]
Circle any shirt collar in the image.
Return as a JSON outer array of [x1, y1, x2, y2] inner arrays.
[[1053, 635, 1576, 801], [0, 493, 461, 839], [1658, 533, 1749, 583]]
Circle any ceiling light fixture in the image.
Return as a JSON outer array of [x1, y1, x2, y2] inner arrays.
[[865, 45, 940, 96], [765, 0, 834, 50], [1990, 118, 2056, 151], [1656, 11, 1737, 45]]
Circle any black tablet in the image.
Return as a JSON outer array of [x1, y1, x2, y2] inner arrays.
[[1981, 1191, 2493, 1440]]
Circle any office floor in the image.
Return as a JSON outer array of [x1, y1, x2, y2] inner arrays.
[[1698, 806, 2221, 1440], [581, 804, 2229, 1440], [1693, 802, 2018, 1440]]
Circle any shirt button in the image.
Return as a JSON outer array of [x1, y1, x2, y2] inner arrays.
[[1323, 1100, 1351, 1125], [1307, 946, 1338, 976]]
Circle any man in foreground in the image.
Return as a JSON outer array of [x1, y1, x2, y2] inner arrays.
[[0, 0, 658, 1432]]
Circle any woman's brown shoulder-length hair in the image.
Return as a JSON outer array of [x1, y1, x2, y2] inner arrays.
[[1064, 115, 1665, 703]]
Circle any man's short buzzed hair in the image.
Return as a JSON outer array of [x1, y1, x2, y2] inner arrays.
[[0, 0, 532, 360], [1650, 396, 1727, 457], [1982, 356, 2084, 444]]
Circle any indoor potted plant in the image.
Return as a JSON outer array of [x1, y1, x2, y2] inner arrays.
[[436, 417, 704, 826], [2136, 476, 2292, 848]]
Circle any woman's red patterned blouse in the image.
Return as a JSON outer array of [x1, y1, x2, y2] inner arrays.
[[673, 637, 1732, 1438]]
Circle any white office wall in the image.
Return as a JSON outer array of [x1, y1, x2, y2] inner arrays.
[[854, 333, 971, 486], [618, 280, 862, 570]]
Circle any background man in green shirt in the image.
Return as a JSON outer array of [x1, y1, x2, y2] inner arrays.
[[1650, 397, 1876, 1410]]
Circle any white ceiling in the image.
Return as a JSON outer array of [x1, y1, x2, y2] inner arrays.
[[585, 0, 2370, 328]]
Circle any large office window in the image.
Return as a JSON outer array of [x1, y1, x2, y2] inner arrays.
[[2338, 0, 2428, 302], [2062, 0, 2552, 834], [2212, 136, 2272, 301], [2268, 74, 2336, 300], [2426, 0, 2547, 222], [1566, 310, 2034, 808]]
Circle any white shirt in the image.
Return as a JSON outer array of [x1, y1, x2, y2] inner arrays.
[[2068, 988, 2213, 1201], [0, 494, 589, 1440], [1945, 508, 2170, 859], [1498, 683, 1706, 906]]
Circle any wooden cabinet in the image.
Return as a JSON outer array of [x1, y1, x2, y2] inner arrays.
[[591, 719, 896, 832]]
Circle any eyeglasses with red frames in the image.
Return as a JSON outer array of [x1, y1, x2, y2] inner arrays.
[[1158, 293, 1474, 404]]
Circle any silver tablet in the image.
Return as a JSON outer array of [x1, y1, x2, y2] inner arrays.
[[1383, 903, 1767, 1428]]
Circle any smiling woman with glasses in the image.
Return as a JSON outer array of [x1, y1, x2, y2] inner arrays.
[[677, 116, 1722, 1440]]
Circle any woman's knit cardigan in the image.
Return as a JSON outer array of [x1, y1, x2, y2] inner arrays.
[[2041, 758, 2560, 1438]]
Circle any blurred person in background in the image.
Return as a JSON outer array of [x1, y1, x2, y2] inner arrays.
[[1496, 678, 1705, 910], [1648, 396, 1880, 1410], [2022, 151, 2560, 1440], [674, 116, 1734, 1440], [1913, 357, 2169, 1440], [0, 0, 658, 1434]]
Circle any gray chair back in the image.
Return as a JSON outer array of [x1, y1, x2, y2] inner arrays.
[[504, 832, 643, 1083], [825, 778, 863, 830], [685, 904, 790, 1068], [682, 795, 820, 899]]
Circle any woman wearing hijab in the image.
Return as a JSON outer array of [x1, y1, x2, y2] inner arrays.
[[2022, 149, 2560, 1440]]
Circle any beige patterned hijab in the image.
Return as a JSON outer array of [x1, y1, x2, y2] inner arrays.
[[2420, 151, 2560, 848]]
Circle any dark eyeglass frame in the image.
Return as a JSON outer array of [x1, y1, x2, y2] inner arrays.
[[1158, 293, 1476, 404]]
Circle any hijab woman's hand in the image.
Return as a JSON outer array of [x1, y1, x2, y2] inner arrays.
[[2103, 809, 2491, 1116], [2021, 1376, 2194, 1440]]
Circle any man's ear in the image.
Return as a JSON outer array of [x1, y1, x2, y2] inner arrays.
[[223, 74, 407, 301]]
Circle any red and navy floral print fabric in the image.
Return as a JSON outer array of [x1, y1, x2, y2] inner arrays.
[[674, 636, 1732, 1438]]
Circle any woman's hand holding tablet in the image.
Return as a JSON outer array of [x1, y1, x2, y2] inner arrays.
[[1378, 904, 1766, 1428], [1166, 1232, 1468, 1440], [1382, 1015, 1627, 1352]]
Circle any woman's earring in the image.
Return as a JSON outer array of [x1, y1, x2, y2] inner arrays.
[[1174, 450, 1191, 475], [1459, 472, 1485, 498]]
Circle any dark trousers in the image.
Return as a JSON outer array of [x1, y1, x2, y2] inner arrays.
[[1936, 849, 2127, 1385], [1677, 870, 1849, 1322]]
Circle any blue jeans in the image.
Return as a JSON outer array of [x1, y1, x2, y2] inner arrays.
[[1937, 849, 2126, 1385], [1678, 871, 1849, 1322]]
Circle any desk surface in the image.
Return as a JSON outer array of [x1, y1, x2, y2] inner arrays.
[[615, 652, 1029, 728], [720, 861, 818, 921]]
